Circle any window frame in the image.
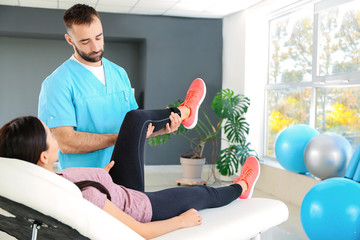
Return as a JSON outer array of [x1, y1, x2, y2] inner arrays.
[[263, 0, 360, 159]]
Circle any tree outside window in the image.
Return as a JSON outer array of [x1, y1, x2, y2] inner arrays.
[[266, 0, 360, 158]]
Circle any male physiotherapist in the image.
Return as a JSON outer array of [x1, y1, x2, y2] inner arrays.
[[38, 4, 181, 170]]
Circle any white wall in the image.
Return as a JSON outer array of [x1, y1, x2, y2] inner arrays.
[[222, 7, 268, 158], [222, 1, 321, 205], [222, 9, 246, 95]]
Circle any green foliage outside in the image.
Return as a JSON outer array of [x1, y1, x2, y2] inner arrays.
[[267, 5, 360, 156]]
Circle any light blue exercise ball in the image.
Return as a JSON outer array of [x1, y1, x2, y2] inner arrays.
[[301, 178, 360, 240], [304, 132, 352, 179], [275, 124, 319, 173]]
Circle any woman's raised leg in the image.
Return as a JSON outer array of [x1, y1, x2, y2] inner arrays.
[[109, 108, 180, 191], [109, 78, 207, 191]]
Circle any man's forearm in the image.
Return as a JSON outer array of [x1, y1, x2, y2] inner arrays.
[[52, 127, 118, 154], [68, 131, 118, 154]]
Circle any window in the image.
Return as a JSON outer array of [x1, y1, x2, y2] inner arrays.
[[265, 0, 360, 158]]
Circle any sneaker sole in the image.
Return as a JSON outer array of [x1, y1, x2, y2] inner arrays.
[[184, 78, 206, 130]]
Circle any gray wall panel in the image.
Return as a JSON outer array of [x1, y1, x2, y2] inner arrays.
[[0, 5, 222, 165]]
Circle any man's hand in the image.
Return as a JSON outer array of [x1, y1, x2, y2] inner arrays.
[[147, 112, 182, 138], [164, 112, 182, 134], [104, 160, 115, 172]]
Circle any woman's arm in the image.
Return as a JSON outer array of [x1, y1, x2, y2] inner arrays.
[[103, 199, 202, 239]]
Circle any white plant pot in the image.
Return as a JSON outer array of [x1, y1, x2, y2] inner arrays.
[[180, 157, 206, 182]]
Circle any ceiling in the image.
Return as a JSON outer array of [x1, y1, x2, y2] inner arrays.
[[0, 0, 263, 18]]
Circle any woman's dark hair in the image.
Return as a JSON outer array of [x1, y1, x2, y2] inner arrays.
[[75, 181, 112, 201], [63, 4, 100, 31], [0, 116, 111, 201], [0, 116, 47, 164]]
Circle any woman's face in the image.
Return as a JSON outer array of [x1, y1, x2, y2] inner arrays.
[[42, 122, 59, 167]]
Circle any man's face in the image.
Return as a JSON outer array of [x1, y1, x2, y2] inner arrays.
[[73, 42, 104, 63], [67, 16, 104, 64]]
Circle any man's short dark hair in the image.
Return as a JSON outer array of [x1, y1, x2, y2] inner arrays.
[[63, 4, 100, 31]]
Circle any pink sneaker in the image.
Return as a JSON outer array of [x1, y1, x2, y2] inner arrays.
[[179, 78, 206, 129], [233, 156, 260, 199]]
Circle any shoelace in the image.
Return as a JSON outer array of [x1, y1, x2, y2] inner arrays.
[[184, 91, 197, 104], [233, 168, 253, 184], [242, 168, 253, 179]]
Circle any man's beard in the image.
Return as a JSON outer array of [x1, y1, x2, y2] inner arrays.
[[74, 44, 104, 63]]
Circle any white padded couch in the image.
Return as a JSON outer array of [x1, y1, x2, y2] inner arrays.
[[0, 157, 289, 240]]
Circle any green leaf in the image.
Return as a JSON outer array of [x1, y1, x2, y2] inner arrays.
[[216, 146, 239, 176], [167, 100, 182, 108], [211, 89, 250, 120], [173, 123, 188, 135], [234, 142, 258, 165], [147, 134, 171, 146], [224, 116, 249, 143], [216, 143, 258, 176]]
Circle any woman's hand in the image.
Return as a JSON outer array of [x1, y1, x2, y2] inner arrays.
[[103, 200, 202, 239], [178, 209, 202, 228], [146, 123, 155, 138], [104, 160, 115, 172]]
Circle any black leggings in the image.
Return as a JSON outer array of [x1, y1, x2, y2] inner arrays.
[[146, 184, 242, 221], [109, 108, 242, 221], [109, 108, 181, 191]]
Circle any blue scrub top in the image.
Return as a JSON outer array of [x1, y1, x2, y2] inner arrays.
[[38, 58, 138, 170]]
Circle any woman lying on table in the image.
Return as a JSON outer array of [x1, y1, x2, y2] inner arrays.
[[0, 79, 259, 239]]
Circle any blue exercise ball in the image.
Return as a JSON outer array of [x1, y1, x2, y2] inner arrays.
[[301, 178, 360, 240], [275, 124, 319, 173], [304, 132, 352, 179]]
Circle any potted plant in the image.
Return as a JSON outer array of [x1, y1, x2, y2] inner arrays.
[[148, 88, 258, 183]]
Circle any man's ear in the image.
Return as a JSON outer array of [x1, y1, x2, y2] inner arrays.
[[65, 33, 73, 46]]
